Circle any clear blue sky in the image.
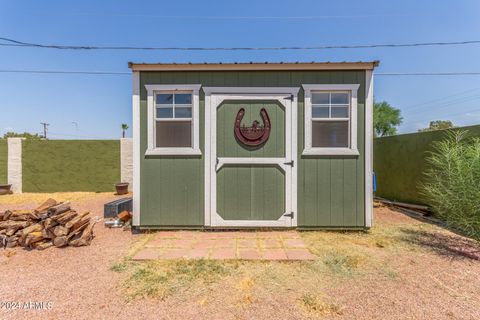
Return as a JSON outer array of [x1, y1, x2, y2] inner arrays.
[[1, 0, 479, 139]]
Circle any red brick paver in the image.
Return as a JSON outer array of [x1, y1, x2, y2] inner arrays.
[[285, 248, 316, 260], [132, 248, 162, 261], [132, 231, 315, 261]]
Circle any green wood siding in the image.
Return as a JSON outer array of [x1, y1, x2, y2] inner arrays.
[[0, 140, 7, 184], [22, 140, 120, 192], [297, 71, 366, 227], [139, 70, 366, 227]]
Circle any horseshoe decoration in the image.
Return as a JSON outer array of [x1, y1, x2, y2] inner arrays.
[[234, 107, 271, 146]]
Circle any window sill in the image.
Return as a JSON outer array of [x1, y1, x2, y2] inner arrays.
[[302, 148, 359, 156], [145, 148, 202, 156]]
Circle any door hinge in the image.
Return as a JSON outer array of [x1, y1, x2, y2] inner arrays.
[[285, 94, 294, 101], [284, 212, 294, 218], [284, 160, 294, 167]]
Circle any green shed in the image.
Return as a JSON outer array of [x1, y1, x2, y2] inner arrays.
[[129, 61, 377, 229]]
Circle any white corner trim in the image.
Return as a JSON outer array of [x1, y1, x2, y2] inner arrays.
[[7, 138, 23, 193], [302, 148, 359, 156], [145, 84, 202, 156], [132, 71, 140, 226], [302, 84, 360, 156], [365, 71, 374, 227]]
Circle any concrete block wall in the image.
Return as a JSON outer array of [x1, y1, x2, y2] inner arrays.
[[7, 138, 23, 193], [3, 138, 133, 193], [120, 138, 133, 191]]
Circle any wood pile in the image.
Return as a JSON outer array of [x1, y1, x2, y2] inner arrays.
[[0, 199, 99, 250]]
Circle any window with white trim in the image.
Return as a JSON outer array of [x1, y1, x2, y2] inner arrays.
[[145, 84, 201, 155], [302, 84, 360, 155]]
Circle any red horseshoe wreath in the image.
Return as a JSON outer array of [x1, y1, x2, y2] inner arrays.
[[234, 108, 271, 146]]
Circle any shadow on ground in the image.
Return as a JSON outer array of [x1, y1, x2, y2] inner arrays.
[[398, 227, 480, 261]]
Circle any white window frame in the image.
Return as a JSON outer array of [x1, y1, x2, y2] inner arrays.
[[302, 84, 360, 156], [144, 84, 201, 156]]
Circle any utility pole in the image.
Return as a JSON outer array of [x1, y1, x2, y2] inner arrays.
[[40, 122, 49, 139]]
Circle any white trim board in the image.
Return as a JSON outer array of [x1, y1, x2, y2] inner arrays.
[[132, 71, 141, 226], [365, 71, 374, 228], [204, 88, 299, 228]]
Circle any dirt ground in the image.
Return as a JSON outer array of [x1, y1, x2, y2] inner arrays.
[[0, 193, 479, 320]]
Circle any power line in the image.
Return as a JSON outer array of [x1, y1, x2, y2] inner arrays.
[[48, 131, 114, 139], [0, 69, 129, 75], [2, 69, 480, 77], [407, 107, 480, 121], [403, 93, 480, 114], [377, 72, 480, 76], [61, 13, 415, 20], [401, 87, 480, 110], [1, 36, 480, 51]]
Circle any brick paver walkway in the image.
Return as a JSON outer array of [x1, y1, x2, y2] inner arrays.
[[133, 231, 315, 261]]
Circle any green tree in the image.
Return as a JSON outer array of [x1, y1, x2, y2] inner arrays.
[[373, 101, 403, 137], [418, 120, 454, 132], [121, 123, 129, 138], [2, 131, 43, 139]]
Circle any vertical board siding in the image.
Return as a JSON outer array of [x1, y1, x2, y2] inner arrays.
[[139, 70, 366, 227], [296, 70, 366, 227], [22, 140, 120, 192], [0, 140, 7, 184]]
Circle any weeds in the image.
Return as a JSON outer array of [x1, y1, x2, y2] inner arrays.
[[420, 130, 480, 240], [322, 250, 364, 276], [298, 293, 343, 315]]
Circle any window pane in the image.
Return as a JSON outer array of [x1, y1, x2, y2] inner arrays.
[[312, 106, 329, 118], [175, 107, 192, 118], [311, 92, 329, 104], [331, 93, 349, 104], [312, 121, 349, 148], [156, 121, 192, 148], [331, 106, 349, 118], [175, 93, 192, 104], [156, 93, 173, 105], [156, 107, 173, 118]]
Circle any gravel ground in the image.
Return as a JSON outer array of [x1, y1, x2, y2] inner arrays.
[[0, 194, 479, 320]]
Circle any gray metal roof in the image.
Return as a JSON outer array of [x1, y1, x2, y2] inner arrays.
[[128, 61, 380, 71]]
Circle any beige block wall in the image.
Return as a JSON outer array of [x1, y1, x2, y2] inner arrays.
[[120, 138, 133, 191]]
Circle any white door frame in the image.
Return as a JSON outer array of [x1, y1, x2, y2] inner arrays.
[[203, 87, 299, 227]]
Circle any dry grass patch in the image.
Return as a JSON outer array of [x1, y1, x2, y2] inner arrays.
[[114, 259, 238, 301], [0, 192, 115, 205], [298, 293, 343, 316]]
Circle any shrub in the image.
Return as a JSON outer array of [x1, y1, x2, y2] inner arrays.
[[420, 130, 480, 240]]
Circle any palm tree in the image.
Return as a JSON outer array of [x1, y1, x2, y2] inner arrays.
[[121, 123, 129, 138]]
